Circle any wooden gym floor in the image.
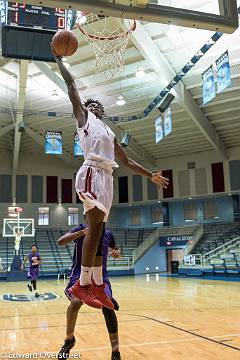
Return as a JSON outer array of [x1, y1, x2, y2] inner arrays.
[[0, 275, 240, 359]]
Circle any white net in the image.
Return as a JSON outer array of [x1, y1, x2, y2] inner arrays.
[[78, 14, 136, 80], [14, 230, 23, 253]]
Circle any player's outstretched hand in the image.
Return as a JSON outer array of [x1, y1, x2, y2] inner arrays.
[[151, 171, 169, 189], [110, 249, 122, 259]]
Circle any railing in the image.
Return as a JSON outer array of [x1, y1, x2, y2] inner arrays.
[[202, 235, 240, 265], [46, 230, 60, 272], [182, 236, 240, 267], [107, 256, 132, 270], [50, 230, 64, 269], [132, 228, 159, 264], [59, 229, 73, 261], [184, 225, 204, 256]]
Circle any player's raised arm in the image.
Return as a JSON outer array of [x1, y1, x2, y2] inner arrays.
[[53, 53, 87, 129], [114, 138, 169, 189]]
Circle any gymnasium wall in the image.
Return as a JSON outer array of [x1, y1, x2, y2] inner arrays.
[[115, 148, 240, 203], [134, 241, 167, 274], [1, 147, 240, 228], [134, 241, 185, 274]]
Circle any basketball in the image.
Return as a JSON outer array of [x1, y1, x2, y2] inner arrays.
[[52, 30, 78, 57]]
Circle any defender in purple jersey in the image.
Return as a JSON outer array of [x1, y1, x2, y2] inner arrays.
[[57, 225, 121, 360], [21, 245, 42, 298]]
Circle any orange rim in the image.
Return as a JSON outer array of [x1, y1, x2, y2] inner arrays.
[[78, 16, 136, 41]]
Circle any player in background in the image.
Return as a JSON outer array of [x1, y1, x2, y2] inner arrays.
[[52, 47, 169, 310], [57, 225, 121, 360], [21, 245, 42, 298]]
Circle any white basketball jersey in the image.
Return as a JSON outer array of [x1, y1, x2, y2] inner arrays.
[[76, 111, 118, 169]]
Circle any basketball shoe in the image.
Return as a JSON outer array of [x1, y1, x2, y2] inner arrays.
[[69, 281, 103, 309], [58, 336, 76, 359]]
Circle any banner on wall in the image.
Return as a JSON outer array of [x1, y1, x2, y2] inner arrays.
[[163, 107, 172, 137], [202, 65, 215, 105], [73, 133, 84, 156], [216, 50, 231, 94], [45, 131, 62, 155], [159, 235, 192, 247], [155, 116, 164, 144]]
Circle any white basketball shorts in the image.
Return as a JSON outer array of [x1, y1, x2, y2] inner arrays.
[[75, 165, 113, 222]]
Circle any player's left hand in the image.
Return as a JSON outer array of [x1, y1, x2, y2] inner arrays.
[[151, 171, 169, 189], [110, 249, 122, 259]]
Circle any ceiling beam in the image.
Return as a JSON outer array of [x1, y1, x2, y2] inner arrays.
[[35, 61, 156, 167], [0, 123, 14, 138], [25, 126, 76, 167], [126, 20, 228, 159], [19, 0, 238, 33], [13, 60, 28, 175], [12, 60, 28, 203]]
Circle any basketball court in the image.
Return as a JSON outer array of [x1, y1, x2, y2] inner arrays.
[[1, 0, 240, 359], [1, 276, 240, 359]]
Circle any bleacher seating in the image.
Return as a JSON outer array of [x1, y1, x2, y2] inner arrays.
[[186, 222, 240, 277], [0, 227, 156, 277], [194, 222, 240, 254]]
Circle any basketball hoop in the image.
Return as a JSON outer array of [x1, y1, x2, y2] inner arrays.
[[77, 13, 136, 79]]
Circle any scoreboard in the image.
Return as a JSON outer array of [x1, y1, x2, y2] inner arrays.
[[0, 1, 76, 62], [0, 1, 75, 30]]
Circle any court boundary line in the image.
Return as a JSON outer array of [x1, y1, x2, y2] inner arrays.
[[128, 313, 240, 352], [6, 332, 239, 354], [2, 334, 240, 355]]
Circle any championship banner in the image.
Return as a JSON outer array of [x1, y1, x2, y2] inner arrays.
[[202, 65, 215, 104], [164, 107, 172, 137], [155, 116, 163, 144], [216, 50, 231, 94], [74, 133, 84, 156], [45, 131, 62, 155]]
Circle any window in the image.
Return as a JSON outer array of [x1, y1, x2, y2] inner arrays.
[[38, 207, 49, 226], [68, 208, 79, 226], [118, 176, 129, 203], [131, 208, 141, 225], [204, 200, 218, 219], [151, 206, 163, 224], [183, 203, 197, 222]]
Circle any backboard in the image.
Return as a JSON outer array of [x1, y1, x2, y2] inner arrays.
[[3, 218, 35, 237], [19, 0, 238, 33]]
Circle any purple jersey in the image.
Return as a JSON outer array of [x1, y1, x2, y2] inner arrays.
[[68, 224, 116, 284], [29, 252, 40, 268], [28, 252, 40, 280]]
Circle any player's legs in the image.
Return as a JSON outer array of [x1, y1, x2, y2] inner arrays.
[[102, 283, 121, 359], [66, 297, 82, 339], [58, 296, 82, 360], [31, 269, 39, 297], [81, 206, 104, 270], [102, 307, 121, 359], [92, 223, 105, 285], [70, 207, 114, 309]]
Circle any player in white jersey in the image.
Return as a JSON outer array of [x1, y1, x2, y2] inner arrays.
[[53, 48, 169, 310]]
